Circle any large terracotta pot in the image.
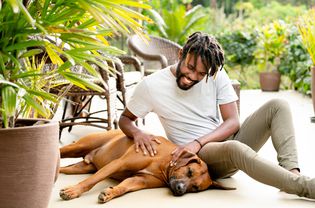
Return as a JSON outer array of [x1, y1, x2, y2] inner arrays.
[[259, 71, 281, 92], [0, 119, 59, 208], [311, 66, 315, 123]]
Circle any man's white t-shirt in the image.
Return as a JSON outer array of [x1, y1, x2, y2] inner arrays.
[[127, 66, 238, 145]]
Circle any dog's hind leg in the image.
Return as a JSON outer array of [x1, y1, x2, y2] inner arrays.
[[60, 130, 123, 158], [98, 174, 164, 203], [60, 161, 96, 174]]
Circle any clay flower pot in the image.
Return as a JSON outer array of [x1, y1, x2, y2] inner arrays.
[[0, 119, 60, 208], [259, 71, 281, 92]]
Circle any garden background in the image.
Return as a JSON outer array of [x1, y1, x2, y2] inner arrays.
[[113, 0, 315, 95]]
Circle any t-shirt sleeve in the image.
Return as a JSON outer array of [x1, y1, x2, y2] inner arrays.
[[215, 69, 239, 105], [126, 79, 153, 118]]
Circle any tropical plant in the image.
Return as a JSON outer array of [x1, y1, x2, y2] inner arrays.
[[254, 20, 288, 73], [298, 8, 315, 115], [144, 3, 207, 45], [298, 8, 315, 65], [249, 1, 306, 23], [0, 0, 152, 128], [218, 31, 257, 86], [279, 25, 311, 93]]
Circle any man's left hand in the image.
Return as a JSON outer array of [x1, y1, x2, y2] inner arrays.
[[170, 140, 201, 166]]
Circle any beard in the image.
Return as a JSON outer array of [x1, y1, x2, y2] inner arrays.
[[175, 62, 199, 90]]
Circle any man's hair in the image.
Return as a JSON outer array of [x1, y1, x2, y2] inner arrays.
[[181, 32, 224, 77]]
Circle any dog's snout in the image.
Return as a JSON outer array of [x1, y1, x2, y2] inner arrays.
[[175, 182, 185, 195], [171, 181, 187, 196]]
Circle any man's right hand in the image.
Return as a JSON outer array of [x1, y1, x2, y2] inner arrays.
[[133, 131, 161, 157], [119, 108, 161, 156]]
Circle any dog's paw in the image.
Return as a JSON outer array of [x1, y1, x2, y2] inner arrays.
[[59, 186, 82, 200], [98, 188, 113, 203], [59, 190, 72, 200]]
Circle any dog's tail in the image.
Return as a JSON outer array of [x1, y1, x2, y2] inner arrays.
[[209, 181, 236, 190]]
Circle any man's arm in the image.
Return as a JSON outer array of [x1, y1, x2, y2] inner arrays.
[[119, 108, 141, 138], [197, 101, 240, 145], [170, 101, 240, 166], [119, 108, 161, 156]]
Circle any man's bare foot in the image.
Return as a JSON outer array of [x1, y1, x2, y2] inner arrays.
[[290, 168, 300, 175]]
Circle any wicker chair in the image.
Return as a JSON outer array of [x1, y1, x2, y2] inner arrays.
[[127, 35, 182, 75], [115, 55, 144, 107], [51, 56, 143, 138], [51, 64, 117, 138]]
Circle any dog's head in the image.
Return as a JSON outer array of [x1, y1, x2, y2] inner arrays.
[[168, 150, 212, 196]]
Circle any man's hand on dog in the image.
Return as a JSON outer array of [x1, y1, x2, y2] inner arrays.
[[133, 131, 161, 156], [170, 140, 202, 166]]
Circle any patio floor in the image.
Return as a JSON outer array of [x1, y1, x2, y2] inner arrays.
[[49, 89, 315, 208]]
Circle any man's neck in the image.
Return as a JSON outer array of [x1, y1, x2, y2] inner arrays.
[[170, 64, 178, 77]]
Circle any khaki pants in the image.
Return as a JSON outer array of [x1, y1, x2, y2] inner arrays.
[[198, 99, 315, 199]]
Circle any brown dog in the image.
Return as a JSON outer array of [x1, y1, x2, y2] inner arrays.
[[59, 130, 230, 203]]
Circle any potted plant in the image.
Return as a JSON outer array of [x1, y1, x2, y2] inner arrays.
[[254, 20, 287, 91], [298, 8, 315, 122], [0, 1, 151, 207], [218, 31, 257, 87]]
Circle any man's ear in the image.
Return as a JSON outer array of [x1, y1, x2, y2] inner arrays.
[[174, 150, 201, 170], [178, 49, 183, 59]]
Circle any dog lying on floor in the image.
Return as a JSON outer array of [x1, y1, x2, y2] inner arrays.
[[59, 130, 232, 203]]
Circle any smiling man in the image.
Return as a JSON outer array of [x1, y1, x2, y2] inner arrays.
[[119, 32, 315, 199]]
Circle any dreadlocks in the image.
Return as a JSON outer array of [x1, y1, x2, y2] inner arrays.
[[181, 32, 225, 78]]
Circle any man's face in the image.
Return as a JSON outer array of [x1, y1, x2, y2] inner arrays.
[[176, 53, 207, 90]]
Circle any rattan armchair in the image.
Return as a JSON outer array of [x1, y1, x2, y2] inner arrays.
[[51, 64, 118, 138], [51, 55, 143, 139], [127, 35, 182, 75]]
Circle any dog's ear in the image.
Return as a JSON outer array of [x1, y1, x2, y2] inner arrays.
[[174, 150, 201, 169], [208, 181, 236, 190]]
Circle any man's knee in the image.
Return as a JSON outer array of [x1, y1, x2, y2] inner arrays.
[[223, 140, 251, 158], [265, 98, 290, 111]]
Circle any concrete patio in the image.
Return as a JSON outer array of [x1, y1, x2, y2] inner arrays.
[[49, 89, 315, 208]]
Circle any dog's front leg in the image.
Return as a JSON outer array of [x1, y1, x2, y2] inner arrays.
[[98, 174, 164, 203], [60, 159, 124, 200]]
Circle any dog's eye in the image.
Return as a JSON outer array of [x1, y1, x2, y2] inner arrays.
[[192, 185, 199, 192], [187, 167, 193, 177]]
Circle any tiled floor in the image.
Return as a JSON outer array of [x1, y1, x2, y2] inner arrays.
[[49, 90, 315, 208]]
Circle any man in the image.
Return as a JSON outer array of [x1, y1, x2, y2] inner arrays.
[[119, 32, 315, 199]]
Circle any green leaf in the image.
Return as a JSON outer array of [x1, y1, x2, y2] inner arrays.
[[1, 85, 17, 128], [57, 61, 73, 72], [147, 9, 167, 37], [11, 70, 42, 79], [5, 40, 46, 51], [19, 49, 44, 58], [25, 89, 58, 103], [61, 71, 105, 92], [0, 53, 5, 72], [23, 93, 49, 118], [16, 0, 35, 26], [0, 80, 20, 88], [112, 0, 151, 9], [7, 0, 19, 13], [45, 43, 64, 65]]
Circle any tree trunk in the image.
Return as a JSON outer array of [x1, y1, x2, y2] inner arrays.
[[210, 0, 217, 8]]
